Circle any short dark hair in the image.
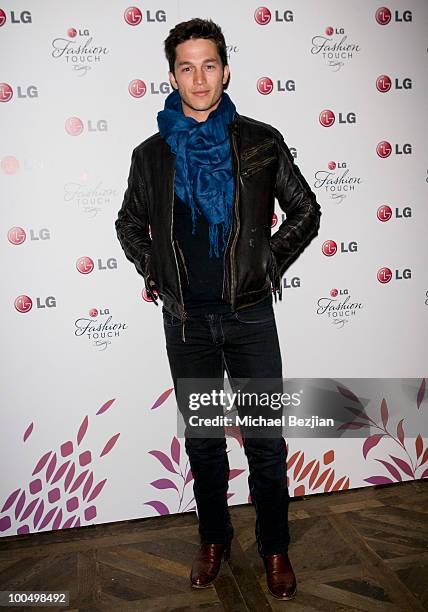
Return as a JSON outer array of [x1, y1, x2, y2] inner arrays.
[[164, 18, 228, 74]]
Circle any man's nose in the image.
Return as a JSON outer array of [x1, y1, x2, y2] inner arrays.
[[193, 68, 206, 85]]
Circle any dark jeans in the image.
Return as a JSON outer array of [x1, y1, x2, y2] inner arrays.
[[162, 294, 290, 557]]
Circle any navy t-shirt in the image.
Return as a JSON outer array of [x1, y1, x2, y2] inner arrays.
[[173, 193, 233, 315]]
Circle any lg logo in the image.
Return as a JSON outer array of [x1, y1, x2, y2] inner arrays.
[[376, 75, 391, 92], [376, 141, 392, 158], [1, 156, 19, 174], [377, 205, 412, 221], [76, 256, 94, 274], [124, 7, 166, 26], [322, 240, 337, 256], [257, 77, 273, 95], [0, 9, 32, 26], [14, 295, 56, 313], [375, 7, 412, 25], [376, 75, 412, 92], [376, 141, 412, 158], [65, 117, 108, 135], [319, 110, 334, 127], [124, 7, 142, 25], [67, 27, 89, 37], [0, 83, 38, 102], [128, 79, 171, 98], [377, 267, 411, 283], [76, 256, 117, 274], [65, 117, 83, 135], [14, 295, 32, 313], [319, 109, 356, 127], [325, 26, 344, 36], [1, 155, 43, 173], [254, 7, 294, 25], [0, 82, 12, 102], [327, 161, 350, 170], [129, 79, 146, 98], [7, 227, 50, 244], [322, 240, 358, 256], [256, 77, 295, 95], [89, 307, 110, 317], [283, 276, 300, 288], [377, 205, 392, 221]]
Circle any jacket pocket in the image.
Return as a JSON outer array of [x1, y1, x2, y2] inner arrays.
[[241, 155, 276, 178], [241, 138, 274, 162]]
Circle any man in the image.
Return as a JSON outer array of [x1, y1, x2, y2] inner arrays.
[[115, 18, 321, 601]]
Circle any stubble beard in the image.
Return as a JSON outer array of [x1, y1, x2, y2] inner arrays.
[[180, 90, 223, 118]]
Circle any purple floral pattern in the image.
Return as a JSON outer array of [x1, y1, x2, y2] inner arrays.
[[145, 435, 244, 515], [338, 379, 428, 483], [0, 399, 119, 535]]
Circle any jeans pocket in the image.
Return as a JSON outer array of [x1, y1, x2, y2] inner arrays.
[[162, 309, 182, 327]]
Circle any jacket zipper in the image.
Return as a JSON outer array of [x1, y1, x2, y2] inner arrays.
[[170, 169, 188, 342], [175, 239, 189, 284], [241, 138, 273, 161], [221, 127, 235, 304], [241, 154, 276, 178], [229, 127, 241, 311]]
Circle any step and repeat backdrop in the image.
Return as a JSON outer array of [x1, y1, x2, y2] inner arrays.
[[1, 1, 427, 536]]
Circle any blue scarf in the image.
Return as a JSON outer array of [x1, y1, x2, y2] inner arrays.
[[157, 89, 236, 258]]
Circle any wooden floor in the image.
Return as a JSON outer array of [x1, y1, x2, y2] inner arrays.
[[0, 480, 427, 611]]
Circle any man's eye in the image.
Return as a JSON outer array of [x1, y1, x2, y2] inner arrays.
[[206, 65, 215, 70], [182, 66, 191, 72]]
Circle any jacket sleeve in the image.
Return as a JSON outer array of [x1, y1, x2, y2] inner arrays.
[[268, 132, 322, 296], [115, 147, 158, 303]]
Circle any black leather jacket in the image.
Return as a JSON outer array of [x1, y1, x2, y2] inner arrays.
[[115, 113, 322, 341]]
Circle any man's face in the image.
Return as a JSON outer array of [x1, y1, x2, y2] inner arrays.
[[168, 38, 230, 123]]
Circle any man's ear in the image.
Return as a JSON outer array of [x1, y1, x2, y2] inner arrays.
[[223, 64, 230, 86], [168, 70, 178, 90]]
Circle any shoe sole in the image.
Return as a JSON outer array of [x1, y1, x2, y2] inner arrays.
[[267, 585, 297, 600], [191, 581, 215, 589]]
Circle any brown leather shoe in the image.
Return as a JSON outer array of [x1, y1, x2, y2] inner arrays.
[[263, 552, 297, 600], [190, 542, 231, 588]]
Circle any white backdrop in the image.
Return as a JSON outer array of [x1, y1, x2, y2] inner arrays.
[[1, 1, 427, 536]]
